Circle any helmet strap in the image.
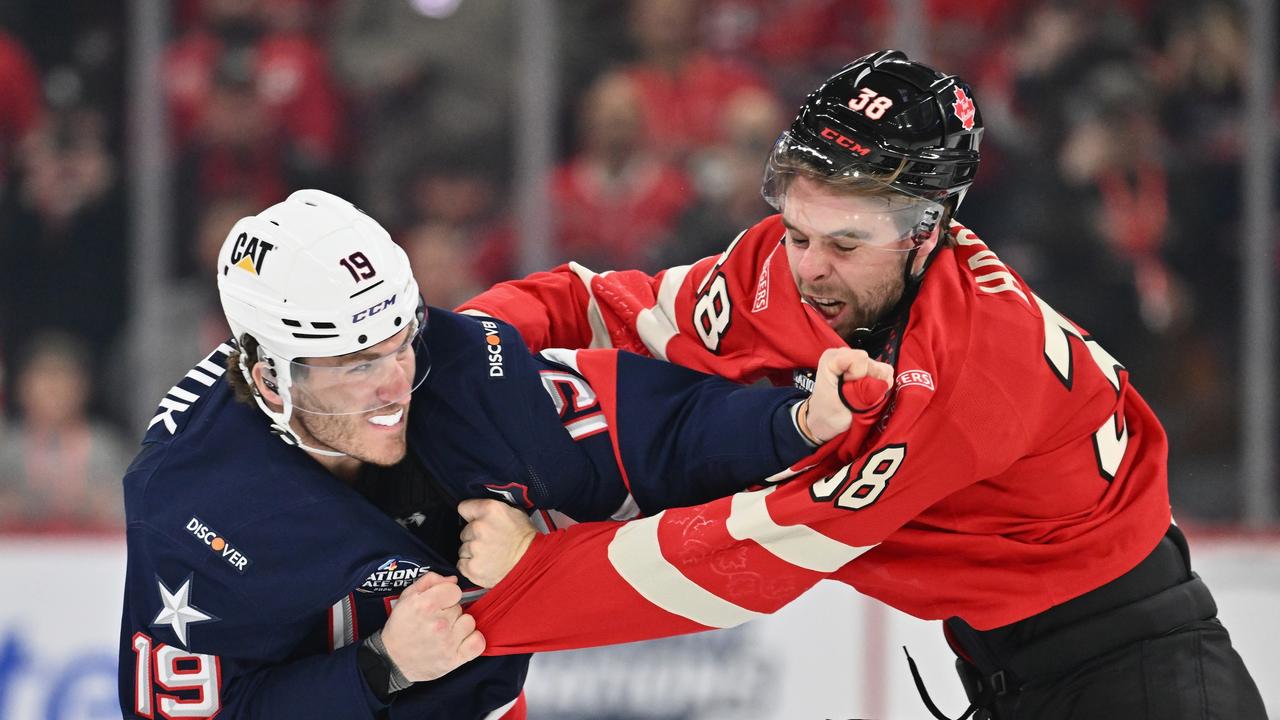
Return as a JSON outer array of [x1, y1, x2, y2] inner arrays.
[[847, 209, 942, 355], [248, 345, 348, 459]]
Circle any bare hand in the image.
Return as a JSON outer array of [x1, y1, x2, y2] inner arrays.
[[457, 499, 537, 589], [379, 572, 485, 681], [799, 348, 893, 443]]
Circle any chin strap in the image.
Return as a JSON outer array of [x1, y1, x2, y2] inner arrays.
[[848, 210, 950, 354], [240, 342, 349, 459], [266, 421, 348, 458]]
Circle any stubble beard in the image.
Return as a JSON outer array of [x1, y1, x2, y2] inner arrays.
[[806, 268, 906, 345], [297, 409, 408, 467]]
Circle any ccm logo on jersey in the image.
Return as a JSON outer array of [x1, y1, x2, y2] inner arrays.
[[481, 320, 505, 377], [359, 558, 430, 593], [229, 232, 275, 275], [895, 369, 935, 392], [185, 517, 252, 573]]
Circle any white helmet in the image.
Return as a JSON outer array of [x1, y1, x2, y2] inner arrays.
[[216, 189, 424, 452]]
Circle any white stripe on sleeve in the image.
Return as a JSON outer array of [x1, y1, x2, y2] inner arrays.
[[568, 262, 613, 349], [635, 263, 693, 360], [725, 487, 874, 572], [607, 512, 763, 629]]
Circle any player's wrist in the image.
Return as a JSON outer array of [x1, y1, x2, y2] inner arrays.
[[794, 399, 823, 446], [359, 629, 413, 701]]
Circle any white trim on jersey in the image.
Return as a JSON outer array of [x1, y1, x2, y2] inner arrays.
[[481, 695, 521, 720], [564, 413, 608, 439], [761, 464, 812, 485], [635, 263, 693, 360], [607, 512, 764, 629], [726, 487, 874, 572], [538, 347, 582, 373], [567, 262, 613, 349], [610, 493, 640, 521], [328, 594, 355, 651]]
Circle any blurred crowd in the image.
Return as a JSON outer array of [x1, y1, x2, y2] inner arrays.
[[0, 0, 1274, 532]]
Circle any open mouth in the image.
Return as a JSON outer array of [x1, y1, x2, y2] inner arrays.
[[806, 295, 846, 319], [368, 408, 404, 428]]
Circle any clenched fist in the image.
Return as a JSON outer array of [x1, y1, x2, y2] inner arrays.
[[797, 347, 893, 443], [379, 572, 485, 682], [457, 499, 537, 588]]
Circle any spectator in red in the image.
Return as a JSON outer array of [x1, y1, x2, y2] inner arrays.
[[659, 86, 785, 267], [167, 0, 347, 275], [166, 0, 345, 259], [702, 0, 1031, 101], [0, 28, 42, 193], [164, 0, 343, 166], [402, 222, 484, 310], [620, 0, 770, 158], [0, 332, 131, 533], [703, 0, 881, 88], [551, 71, 692, 271]]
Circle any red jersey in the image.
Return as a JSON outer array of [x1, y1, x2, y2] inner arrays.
[[549, 156, 692, 270], [622, 55, 770, 156], [0, 32, 41, 180], [460, 216, 1173, 653], [164, 30, 344, 156]]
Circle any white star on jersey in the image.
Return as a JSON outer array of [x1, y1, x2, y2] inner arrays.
[[152, 575, 216, 647]]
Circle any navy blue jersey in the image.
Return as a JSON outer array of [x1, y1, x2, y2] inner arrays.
[[119, 309, 811, 719]]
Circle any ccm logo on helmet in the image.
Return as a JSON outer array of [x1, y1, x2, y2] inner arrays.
[[820, 127, 872, 156], [229, 232, 276, 275], [481, 320, 505, 377], [353, 294, 397, 323]]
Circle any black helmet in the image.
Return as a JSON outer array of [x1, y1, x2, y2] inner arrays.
[[764, 49, 983, 208]]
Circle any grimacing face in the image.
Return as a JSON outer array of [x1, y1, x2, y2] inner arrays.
[[288, 325, 417, 467], [780, 176, 940, 343]]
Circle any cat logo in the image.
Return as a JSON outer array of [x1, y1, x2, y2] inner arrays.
[[229, 232, 275, 275]]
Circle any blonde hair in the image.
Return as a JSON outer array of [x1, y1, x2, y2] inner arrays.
[[770, 152, 958, 247]]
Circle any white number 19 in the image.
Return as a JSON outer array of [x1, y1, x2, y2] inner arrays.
[[132, 633, 222, 719]]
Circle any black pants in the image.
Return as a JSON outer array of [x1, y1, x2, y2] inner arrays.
[[946, 526, 1267, 720]]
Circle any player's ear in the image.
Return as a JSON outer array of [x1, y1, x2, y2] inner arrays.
[[250, 361, 284, 409]]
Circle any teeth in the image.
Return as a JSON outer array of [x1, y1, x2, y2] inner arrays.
[[369, 408, 404, 427]]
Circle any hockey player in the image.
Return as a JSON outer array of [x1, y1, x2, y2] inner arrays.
[[456, 51, 1266, 719], [118, 189, 884, 719]]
